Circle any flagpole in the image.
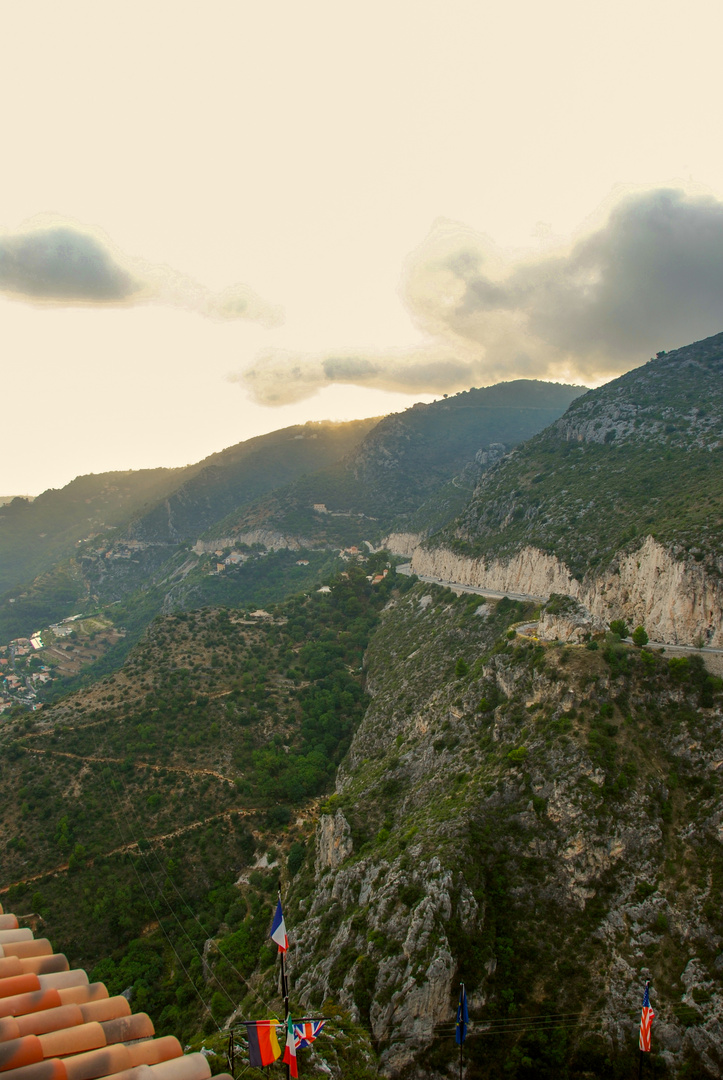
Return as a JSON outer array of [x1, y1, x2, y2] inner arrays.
[[459, 983, 464, 1080], [279, 889, 290, 1080]]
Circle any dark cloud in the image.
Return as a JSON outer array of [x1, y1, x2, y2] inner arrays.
[[0, 221, 282, 326], [237, 187, 723, 405], [0, 227, 139, 302], [404, 188, 723, 380]]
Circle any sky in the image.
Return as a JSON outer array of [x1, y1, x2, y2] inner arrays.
[[4, 0, 723, 495]]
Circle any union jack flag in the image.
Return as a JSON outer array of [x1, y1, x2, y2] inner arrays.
[[639, 982, 655, 1052], [293, 1020, 326, 1050]]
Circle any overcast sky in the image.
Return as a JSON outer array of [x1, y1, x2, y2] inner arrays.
[[4, 0, 723, 494]]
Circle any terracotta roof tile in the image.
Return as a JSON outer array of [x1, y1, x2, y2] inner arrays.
[[0, 903, 221, 1080]]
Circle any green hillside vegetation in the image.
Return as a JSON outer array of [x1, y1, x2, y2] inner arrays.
[[39, 547, 347, 702], [440, 335, 723, 576], [448, 437, 723, 580], [1, 556, 409, 1053], [213, 381, 584, 547], [0, 419, 377, 643], [0, 469, 188, 599], [125, 419, 379, 545]]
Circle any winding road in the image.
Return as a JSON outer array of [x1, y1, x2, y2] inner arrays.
[[396, 563, 723, 664]]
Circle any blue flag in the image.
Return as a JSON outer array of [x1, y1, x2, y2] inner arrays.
[[270, 898, 288, 952], [456, 984, 468, 1045]]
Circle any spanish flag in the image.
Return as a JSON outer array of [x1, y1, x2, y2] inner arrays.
[[245, 1020, 281, 1067]]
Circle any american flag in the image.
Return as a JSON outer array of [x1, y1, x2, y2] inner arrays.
[[639, 982, 655, 1052]]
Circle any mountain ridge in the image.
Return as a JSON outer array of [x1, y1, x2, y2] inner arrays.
[[407, 333, 723, 646]]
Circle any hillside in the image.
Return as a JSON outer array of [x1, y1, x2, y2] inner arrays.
[[205, 380, 584, 549], [0, 419, 377, 645], [286, 582, 723, 1078], [0, 556, 402, 1069], [123, 418, 379, 545], [7, 569, 723, 1077], [0, 383, 581, 695], [0, 469, 188, 598], [411, 333, 723, 646]]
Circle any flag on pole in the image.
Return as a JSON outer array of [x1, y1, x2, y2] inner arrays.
[[283, 1014, 298, 1078], [293, 1020, 326, 1050], [455, 984, 468, 1045], [270, 898, 288, 952], [244, 1021, 281, 1067], [639, 982, 655, 1052]]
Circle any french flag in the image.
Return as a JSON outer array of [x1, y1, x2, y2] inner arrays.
[[270, 898, 289, 952]]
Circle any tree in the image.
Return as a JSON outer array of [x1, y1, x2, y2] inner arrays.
[[632, 625, 649, 647], [455, 657, 469, 678], [609, 619, 629, 639]]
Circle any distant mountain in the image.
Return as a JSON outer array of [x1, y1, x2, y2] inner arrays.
[[123, 418, 379, 545], [0, 469, 187, 597], [207, 380, 584, 549], [0, 420, 378, 643], [0, 382, 582, 668], [413, 332, 723, 645]]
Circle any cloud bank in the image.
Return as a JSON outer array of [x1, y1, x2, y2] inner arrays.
[[234, 346, 473, 406], [239, 188, 723, 403], [0, 221, 282, 326]]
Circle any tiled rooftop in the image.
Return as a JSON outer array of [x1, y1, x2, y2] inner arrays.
[[0, 907, 231, 1080]]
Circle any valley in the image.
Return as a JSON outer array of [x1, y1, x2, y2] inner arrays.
[[2, 343, 723, 1079]]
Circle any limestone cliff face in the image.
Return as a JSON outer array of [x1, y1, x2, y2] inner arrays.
[[410, 543, 572, 600], [288, 583, 723, 1078], [195, 529, 309, 552], [383, 532, 425, 557], [411, 536, 723, 646]]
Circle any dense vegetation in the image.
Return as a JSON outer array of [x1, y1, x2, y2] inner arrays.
[[219, 380, 584, 547], [1, 555, 411, 1050], [0, 469, 187, 602]]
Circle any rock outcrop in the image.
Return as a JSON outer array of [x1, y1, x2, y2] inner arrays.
[[383, 532, 425, 557]]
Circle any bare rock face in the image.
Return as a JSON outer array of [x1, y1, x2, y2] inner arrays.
[[411, 536, 723, 647], [537, 604, 606, 642], [315, 811, 353, 872], [585, 536, 723, 646], [293, 843, 462, 1075], [383, 532, 425, 557], [410, 543, 572, 600]]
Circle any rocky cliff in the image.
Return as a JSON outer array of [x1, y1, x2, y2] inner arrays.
[[410, 535, 723, 647], [412, 333, 723, 649], [286, 582, 723, 1078]]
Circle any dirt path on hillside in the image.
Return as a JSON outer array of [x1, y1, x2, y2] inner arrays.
[[19, 745, 237, 785], [0, 807, 261, 894]]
